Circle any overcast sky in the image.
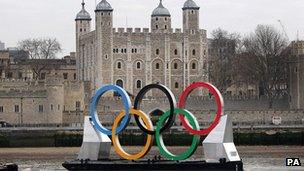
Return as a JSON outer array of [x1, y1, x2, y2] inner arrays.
[[0, 0, 304, 57]]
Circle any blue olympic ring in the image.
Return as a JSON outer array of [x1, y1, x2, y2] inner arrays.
[[90, 85, 131, 135]]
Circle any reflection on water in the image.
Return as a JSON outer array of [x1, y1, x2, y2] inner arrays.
[[0, 147, 303, 171]]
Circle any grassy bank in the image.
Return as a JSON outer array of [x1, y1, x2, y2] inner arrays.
[[0, 131, 303, 147]]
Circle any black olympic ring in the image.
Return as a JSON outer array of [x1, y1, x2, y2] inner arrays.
[[133, 83, 177, 135]]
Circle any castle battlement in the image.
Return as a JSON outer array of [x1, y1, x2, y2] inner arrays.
[[113, 28, 150, 34], [111, 27, 207, 35]]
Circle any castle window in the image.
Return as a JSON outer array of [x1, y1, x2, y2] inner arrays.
[[76, 101, 81, 111], [192, 63, 196, 69], [121, 49, 124, 53], [192, 49, 196, 56], [58, 105, 60, 110], [135, 49, 137, 53], [156, 25, 158, 29], [174, 63, 178, 69], [113, 49, 115, 53], [165, 25, 167, 29], [132, 49, 134, 53], [174, 49, 178, 55], [191, 10, 194, 14], [175, 82, 179, 89], [101, 22, 103, 26], [51, 104, 53, 111], [156, 49, 160, 55], [156, 17, 158, 21], [80, 28, 82, 32], [136, 80, 142, 89], [101, 13, 103, 15], [136, 62, 141, 69], [105, 54, 108, 59], [117, 62, 122, 69], [74, 73, 77, 80], [39, 105, 44, 113], [14, 105, 19, 113], [108, 22, 111, 26], [116, 79, 124, 88], [185, 64, 188, 69], [116, 49, 119, 53], [41, 73, 46, 80], [124, 49, 127, 53], [0, 106, 3, 113], [167, 63, 169, 69], [108, 12, 111, 15], [63, 73, 68, 80], [84, 28, 86, 32], [156, 63, 160, 70], [165, 17, 167, 21]]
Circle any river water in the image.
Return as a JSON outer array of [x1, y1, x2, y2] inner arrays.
[[0, 146, 303, 171]]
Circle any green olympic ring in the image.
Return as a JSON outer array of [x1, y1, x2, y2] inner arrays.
[[155, 108, 200, 161]]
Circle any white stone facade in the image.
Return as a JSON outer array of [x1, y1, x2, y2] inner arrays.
[[76, 0, 208, 97]]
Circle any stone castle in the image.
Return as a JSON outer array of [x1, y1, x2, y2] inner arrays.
[[76, 0, 208, 96], [1, 0, 304, 126]]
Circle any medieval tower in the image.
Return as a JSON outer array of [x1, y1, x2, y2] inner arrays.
[[75, 0, 208, 97]]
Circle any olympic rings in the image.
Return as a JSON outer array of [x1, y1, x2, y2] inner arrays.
[[90, 85, 131, 135], [89, 82, 224, 161], [112, 109, 153, 160], [178, 82, 224, 135], [156, 108, 200, 161], [134, 83, 177, 135]]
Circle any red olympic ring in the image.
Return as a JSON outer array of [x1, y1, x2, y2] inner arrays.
[[178, 82, 224, 135]]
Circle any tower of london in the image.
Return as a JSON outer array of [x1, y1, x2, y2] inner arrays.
[[75, 0, 208, 96]]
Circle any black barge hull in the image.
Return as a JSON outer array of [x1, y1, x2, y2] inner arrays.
[[62, 160, 243, 171]]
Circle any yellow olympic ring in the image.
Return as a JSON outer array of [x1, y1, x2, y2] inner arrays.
[[112, 109, 153, 160]]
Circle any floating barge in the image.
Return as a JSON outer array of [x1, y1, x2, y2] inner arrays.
[[62, 159, 243, 171]]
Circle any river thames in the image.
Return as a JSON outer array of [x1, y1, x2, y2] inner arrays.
[[0, 146, 303, 171]]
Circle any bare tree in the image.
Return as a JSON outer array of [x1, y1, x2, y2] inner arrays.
[[208, 28, 241, 93], [18, 38, 62, 79], [242, 25, 289, 108]]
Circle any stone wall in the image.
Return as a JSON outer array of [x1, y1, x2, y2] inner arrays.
[[0, 79, 84, 124]]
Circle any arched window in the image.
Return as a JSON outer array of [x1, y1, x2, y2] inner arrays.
[[156, 63, 160, 70], [174, 63, 178, 69], [156, 25, 158, 29], [136, 80, 142, 89], [192, 49, 196, 56], [174, 49, 178, 55], [117, 62, 122, 69], [165, 25, 167, 29], [156, 17, 158, 21], [156, 49, 160, 55], [192, 62, 196, 69], [116, 79, 123, 88], [175, 82, 179, 89], [136, 61, 141, 69], [115, 80, 124, 97]]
